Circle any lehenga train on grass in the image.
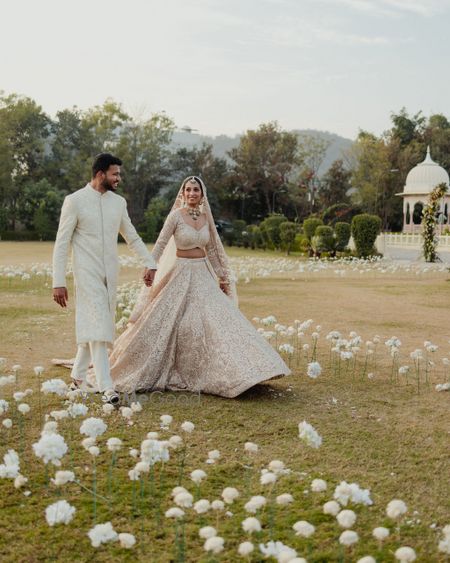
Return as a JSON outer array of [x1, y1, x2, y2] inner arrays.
[[103, 176, 290, 398]]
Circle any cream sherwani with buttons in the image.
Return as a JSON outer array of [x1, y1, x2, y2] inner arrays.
[[52, 184, 156, 391]]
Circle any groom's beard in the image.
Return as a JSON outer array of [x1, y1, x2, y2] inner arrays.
[[101, 178, 118, 192]]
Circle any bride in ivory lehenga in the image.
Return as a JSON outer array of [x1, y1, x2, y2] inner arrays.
[[99, 176, 290, 398]]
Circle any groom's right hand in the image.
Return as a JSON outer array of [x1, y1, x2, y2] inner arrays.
[[53, 287, 68, 308]]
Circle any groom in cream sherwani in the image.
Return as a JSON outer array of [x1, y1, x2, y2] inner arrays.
[[52, 153, 156, 404]]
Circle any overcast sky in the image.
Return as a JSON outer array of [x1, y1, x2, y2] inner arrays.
[[2, 0, 449, 139]]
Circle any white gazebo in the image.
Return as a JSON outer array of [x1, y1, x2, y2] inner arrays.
[[397, 147, 450, 233]]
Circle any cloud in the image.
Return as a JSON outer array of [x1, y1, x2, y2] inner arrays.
[[319, 0, 450, 18]]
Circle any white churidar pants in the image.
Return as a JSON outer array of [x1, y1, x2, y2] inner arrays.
[[71, 341, 113, 392]]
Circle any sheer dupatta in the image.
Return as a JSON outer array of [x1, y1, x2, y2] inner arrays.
[[129, 176, 237, 323]]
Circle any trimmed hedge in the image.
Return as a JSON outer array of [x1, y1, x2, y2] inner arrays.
[[0, 230, 56, 241], [351, 214, 382, 257], [303, 217, 323, 241], [334, 222, 351, 251]]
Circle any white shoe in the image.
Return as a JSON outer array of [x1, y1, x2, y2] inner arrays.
[[102, 388, 119, 405]]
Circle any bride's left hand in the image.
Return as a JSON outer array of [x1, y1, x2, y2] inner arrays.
[[143, 268, 156, 287], [219, 281, 229, 294]]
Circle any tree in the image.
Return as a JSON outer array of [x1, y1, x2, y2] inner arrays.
[[319, 159, 351, 208], [229, 122, 298, 222], [0, 92, 50, 229], [18, 178, 63, 230], [295, 134, 330, 214], [259, 214, 288, 249], [116, 112, 175, 225], [390, 108, 425, 146]]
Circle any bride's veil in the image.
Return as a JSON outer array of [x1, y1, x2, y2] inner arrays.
[[128, 176, 237, 324]]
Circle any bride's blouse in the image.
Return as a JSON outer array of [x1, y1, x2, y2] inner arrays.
[[151, 208, 226, 279]]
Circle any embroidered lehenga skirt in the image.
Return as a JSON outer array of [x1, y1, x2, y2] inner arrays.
[[108, 257, 290, 398]]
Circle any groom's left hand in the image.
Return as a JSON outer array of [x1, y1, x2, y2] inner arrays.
[[143, 268, 156, 287]]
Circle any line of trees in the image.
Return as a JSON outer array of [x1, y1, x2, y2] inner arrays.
[[1, 91, 450, 241]]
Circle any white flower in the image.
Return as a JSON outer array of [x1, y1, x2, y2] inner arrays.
[[204, 536, 224, 554], [323, 500, 340, 516], [14, 475, 28, 488], [140, 439, 170, 465], [33, 433, 68, 466], [2, 418, 12, 429], [0, 449, 20, 478], [339, 530, 359, 546], [67, 403, 88, 418], [129, 448, 139, 458], [259, 540, 297, 562], [118, 533, 136, 548], [199, 526, 217, 539], [160, 414, 173, 428], [130, 402, 142, 413], [238, 541, 254, 556], [88, 446, 100, 457], [337, 509, 357, 528], [0, 375, 15, 387], [334, 481, 373, 506], [135, 461, 150, 474], [307, 361, 322, 379], [106, 438, 123, 452], [41, 378, 68, 396], [174, 491, 193, 508], [18, 403, 30, 414], [171, 486, 188, 497], [399, 366, 410, 375], [14, 392, 26, 402], [34, 366, 44, 376], [207, 449, 220, 463], [293, 520, 315, 537], [244, 495, 266, 513], [373, 526, 390, 541], [165, 507, 185, 518], [0, 399, 9, 415], [394, 546, 416, 562], [190, 469, 207, 484], [45, 500, 76, 526], [260, 471, 277, 485], [438, 533, 450, 554], [82, 437, 96, 451], [146, 431, 159, 439], [42, 421, 58, 435], [102, 403, 115, 415], [357, 557, 376, 563], [386, 499, 407, 520], [194, 499, 210, 514], [279, 343, 294, 355], [50, 410, 69, 421], [52, 470, 75, 486], [88, 522, 118, 547], [120, 407, 133, 419], [211, 499, 225, 511], [181, 420, 195, 433], [79, 417, 107, 438], [244, 442, 258, 453], [222, 486, 240, 504], [276, 493, 294, 505], [242, 517, 262, 533], [298, 421, 322, 448], [128, 469, 140, 481], [268, 459, 285, 474], [167, 435, 182, 449], [311, 478, 327, 492]]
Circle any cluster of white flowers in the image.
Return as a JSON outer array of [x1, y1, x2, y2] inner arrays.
[[140, 438, 170, 466], [334, 481, 373, 506], [0, 449, 20, 478], [41, 379, 68, 396], [33, 433, 68, 466], [45, 500, 76, 526], [438, 525, 450, 555], [79, 417, 107, 438], [298, 420, 322, 449]]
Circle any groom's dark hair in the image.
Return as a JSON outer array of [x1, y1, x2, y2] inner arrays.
[[92, 153, 122, 177]]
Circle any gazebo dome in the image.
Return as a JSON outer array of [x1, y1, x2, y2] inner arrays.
[[403, 147, 449, 195]]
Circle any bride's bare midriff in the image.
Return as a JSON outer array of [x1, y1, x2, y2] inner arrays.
[[176, 248, 206, 258]]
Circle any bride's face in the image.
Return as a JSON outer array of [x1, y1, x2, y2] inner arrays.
[[184, 180, 203, 207]]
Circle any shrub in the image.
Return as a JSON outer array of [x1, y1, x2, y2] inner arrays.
[[351, 214, 382, 257], [334, 222, 351, 251], [259, 214, 288, 250], [279, 221, 299, 255], [0, 230, 52, 241], [231, 220, 247, 247], [312, 226, 335, 254], [303, 217, 323, 241], [143, 197, 170, 243]]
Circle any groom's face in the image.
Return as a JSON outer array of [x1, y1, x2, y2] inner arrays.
[[101, 165, 121, 191]]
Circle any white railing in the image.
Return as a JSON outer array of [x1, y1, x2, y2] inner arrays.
[[378, 233, 450, 249]]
